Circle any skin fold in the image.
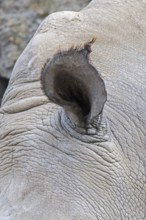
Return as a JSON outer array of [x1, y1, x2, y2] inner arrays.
[[0, 0, 146, 219]]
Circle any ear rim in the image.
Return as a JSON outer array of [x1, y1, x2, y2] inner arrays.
[[41, 38, 107, 127]]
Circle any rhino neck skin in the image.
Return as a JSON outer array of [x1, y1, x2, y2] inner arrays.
[[0, 102, 145, 219], [0, 0, 146, 219]]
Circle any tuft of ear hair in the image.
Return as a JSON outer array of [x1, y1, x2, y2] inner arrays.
[[41, 38, 107, 126], [68, 37, 96, 57]]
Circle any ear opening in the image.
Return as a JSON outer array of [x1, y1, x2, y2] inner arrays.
[[54, 70, 91, 117]]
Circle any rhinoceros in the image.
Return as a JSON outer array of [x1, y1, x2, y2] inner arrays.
[[0, 0, 146, 219]]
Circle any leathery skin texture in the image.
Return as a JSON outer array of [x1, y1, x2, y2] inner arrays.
[[0, 0, 146, 219]]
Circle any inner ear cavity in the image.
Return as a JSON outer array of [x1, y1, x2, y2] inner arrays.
[[54, 71, 91, 117]]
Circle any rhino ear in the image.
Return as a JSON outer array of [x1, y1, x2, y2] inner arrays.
[[41, 40, 107, 126]]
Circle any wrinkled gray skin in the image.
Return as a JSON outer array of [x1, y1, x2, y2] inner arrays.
[[0, 0, 146, 219]]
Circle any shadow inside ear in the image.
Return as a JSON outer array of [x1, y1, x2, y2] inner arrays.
[[54, 70, 91, 117], [0, 76, 9, 106], [41, 40, 107, 126]]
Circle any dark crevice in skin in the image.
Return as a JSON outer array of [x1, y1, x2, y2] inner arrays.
[[0, 76, 9, 107]]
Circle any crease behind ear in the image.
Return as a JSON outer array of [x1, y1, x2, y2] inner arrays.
[[0, 76, 9, 106], [41, 40, 107, 126]]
